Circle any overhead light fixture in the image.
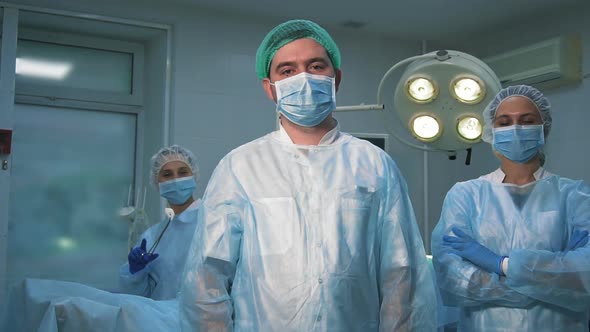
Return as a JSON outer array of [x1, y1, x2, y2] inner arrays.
[[15, 58, 72, 80], [335, 50, 501, 159]]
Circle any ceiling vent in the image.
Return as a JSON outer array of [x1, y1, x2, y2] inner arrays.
[[483, 35, 582, 90]]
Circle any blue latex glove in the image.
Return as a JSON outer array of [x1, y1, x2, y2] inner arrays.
[[443, 227, 505, 275], [565, 229, 589, 252], [128, 238, 159, 274]]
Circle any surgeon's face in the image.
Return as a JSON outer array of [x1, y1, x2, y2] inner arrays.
[[262, 38, 342, 102], [493, 96, 543, 128], [158, 161, 193, 184]]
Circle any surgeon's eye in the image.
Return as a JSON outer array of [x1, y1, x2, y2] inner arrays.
[[494, 119, 512, 127], [519, 115, 542, 125], [280, 68, 296, 76], [308, 61, 330, 74], [310, 64, 326, 72], [178, 169, 191, 176], [160, 170, 173, 178]]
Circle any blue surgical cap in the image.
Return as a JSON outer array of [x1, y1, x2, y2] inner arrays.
[[255, 19, 341, 79], [482, 84, 552, 143], [150, 145, 199, 185]]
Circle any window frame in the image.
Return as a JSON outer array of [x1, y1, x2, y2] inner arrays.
[[15, 27, 144, 106]]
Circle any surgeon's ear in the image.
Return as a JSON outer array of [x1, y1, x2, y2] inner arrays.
[[262, 78, 276, 103], [334, 69, 343, 92]]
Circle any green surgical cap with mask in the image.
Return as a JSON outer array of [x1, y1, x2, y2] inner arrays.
[[255, 19, 341, 79]]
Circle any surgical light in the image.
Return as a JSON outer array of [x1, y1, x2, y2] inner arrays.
[[457, 116, 482, 140], [453, 78, 483, 103], [335, 50, 501, 157], [411, 115, 440, 140], [15, 57, 72, 80], [407, 77, 436, 102]]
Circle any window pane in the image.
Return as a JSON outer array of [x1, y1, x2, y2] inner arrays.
[[7, 103, 136, 291], [16, 39, 133, 94]]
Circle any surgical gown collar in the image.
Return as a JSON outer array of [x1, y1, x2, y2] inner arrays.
[[175, 199, 201, 224], [277, 119, 341, 145], [484, 167, 552, 183]]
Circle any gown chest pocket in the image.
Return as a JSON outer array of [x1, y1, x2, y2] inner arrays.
[[340, 187, 377, 220], [338, 187, 377, 253], [251, 197, 297, 256]]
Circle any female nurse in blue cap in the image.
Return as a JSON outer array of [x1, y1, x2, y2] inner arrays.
[[432, 85, 590, 331], [119, 145, 201, 300]]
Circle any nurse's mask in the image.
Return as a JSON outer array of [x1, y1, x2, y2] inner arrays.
[[492, 124, 544, 163]]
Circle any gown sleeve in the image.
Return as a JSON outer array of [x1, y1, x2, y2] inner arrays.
[[179, 157, 245, 331], [505, 180, 590, 312], [378, 157, 437, 331]]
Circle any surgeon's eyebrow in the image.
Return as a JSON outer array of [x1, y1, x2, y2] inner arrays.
[[306, 57, 330, 65], [273, 60, 297, 74], [272, 56, 331, 74]]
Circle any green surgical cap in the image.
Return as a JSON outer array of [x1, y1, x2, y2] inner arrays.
[[255, 19, 341, 79]]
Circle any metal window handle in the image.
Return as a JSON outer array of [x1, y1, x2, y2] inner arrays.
[[2, 160, 7, 170]]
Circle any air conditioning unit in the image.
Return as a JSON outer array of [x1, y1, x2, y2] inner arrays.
[[483, 35, 582, 90]]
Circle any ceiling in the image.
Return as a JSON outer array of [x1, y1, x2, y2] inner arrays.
[[164, 0, 588, 41]]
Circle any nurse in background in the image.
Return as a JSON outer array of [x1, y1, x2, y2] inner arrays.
[[432, 85, 590, 331], [119, 145, 201, 300]]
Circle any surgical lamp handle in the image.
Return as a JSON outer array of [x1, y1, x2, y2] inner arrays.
[[334, 104, 384, 112], [465, 148, 472, 165]]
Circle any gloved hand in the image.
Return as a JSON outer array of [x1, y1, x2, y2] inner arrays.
[[443, 227, 505, 275], [128, 238, 159, 274], [565, 229, 589, 252]]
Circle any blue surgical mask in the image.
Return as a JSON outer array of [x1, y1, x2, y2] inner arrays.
[[492, 124, 544, 163], [272, 72, 336, 127], [159, 176, 196, 205]]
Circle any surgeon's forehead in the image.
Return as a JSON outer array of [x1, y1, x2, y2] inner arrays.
[[270, 38, 331, 69], [496, 96, 540, 117], [159, 160, 191, 172]]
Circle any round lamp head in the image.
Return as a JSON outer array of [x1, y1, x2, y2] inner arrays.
[[407, 77, 437, 103], [453, 77, 484, 104], [391, 50, 501, 151], [456, 116, 482, 141], [410, 114, 441, 141]]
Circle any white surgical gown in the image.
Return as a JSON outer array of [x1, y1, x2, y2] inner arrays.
[[180, 124, 437, 332], [119, 199, 200, 300], [432, 168, 590, 331]]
